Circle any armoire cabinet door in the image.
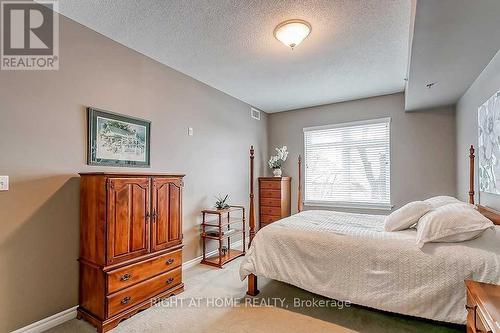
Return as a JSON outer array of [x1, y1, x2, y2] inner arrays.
[[107, 178, 151, 264], [152, 178, 182, 251]]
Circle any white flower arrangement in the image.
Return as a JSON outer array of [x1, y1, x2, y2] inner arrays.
[[268, 146, 288, 169]]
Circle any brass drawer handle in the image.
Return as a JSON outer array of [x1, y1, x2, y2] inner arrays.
[[121, 296, 131, 305], [166, 258, 174, 265], [120, 273, 132, 281], [166, 277, 174, 285], [465, 304, 476, 311]]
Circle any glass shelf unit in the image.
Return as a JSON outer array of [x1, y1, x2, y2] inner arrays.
[[200, 205, 246, 268]]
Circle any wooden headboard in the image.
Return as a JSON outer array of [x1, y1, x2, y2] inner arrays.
[[469, 145, 500, 225], [297, 145, 500, 224], [247, 145, 500, 245]]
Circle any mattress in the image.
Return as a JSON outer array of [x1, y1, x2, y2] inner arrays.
[[239, 210, 500, 324]]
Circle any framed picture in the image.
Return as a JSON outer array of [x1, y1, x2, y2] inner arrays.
[[478, 91, 500, 194], [87, 107, 151, 167]]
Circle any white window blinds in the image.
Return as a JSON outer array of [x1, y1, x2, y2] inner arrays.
[[303, 118, 391, 210]]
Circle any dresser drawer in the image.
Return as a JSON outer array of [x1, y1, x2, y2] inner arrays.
[[260, 198, 281, 207], [260, 214, 281, 223], [107, 249, 182, 293], [466, 287, 493, 333], [260, 181, 281, 190], [107, 267, 182, 317], [260, 189, 281, 198], [475, 307, 492, 333], [260, 206, 281, 216]]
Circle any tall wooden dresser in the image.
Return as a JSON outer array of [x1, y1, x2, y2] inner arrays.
[[258, 177, 291, 228], [78, 173, 185, 333]]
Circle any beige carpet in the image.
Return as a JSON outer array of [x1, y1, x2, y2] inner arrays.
[[48, 258, 462, 333]]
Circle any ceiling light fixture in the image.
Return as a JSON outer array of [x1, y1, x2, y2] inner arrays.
[[273, 19, 311, 50]]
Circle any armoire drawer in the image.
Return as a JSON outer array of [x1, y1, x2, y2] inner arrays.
[[107, 249, 182, 294], [107, 267, 182, 317]]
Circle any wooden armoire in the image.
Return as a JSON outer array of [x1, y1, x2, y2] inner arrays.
[[77, 173, 185, 333]]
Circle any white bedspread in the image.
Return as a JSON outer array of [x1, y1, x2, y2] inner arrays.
[[239, 210, 500, 324]]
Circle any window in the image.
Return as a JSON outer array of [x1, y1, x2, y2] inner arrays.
[[303, 118, 391, 210]]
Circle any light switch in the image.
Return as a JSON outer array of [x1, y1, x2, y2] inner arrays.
[[0, 176, 9, 191], [188, 127, 194, 136]]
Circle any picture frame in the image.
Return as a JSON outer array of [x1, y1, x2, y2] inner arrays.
[[478, 90, 500, 194], [87, 107, 151, 167]]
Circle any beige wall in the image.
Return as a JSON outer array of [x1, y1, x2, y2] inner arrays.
[[268, 93, 456, 215], [456, 50, 500, 210], [0, 16, 268, 332]]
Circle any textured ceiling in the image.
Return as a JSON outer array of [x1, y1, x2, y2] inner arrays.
[[405, 0, 500, 111], [55, 0, 411, 113]]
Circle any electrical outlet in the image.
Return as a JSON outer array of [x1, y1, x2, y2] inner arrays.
[[188, 127, 194, 136], [0, 176, 9, 191]]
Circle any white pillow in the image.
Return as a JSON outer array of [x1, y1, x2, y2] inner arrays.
[[384, 201, 432, 231], [424, 195, 461, 209], [416, 203, 493, 248]]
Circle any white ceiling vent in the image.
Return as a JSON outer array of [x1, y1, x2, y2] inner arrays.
[[251, 107, 261, 120]]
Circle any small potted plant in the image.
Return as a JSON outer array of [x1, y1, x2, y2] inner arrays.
[[268, 146, 288, 177], [214, 194, 230, 210]]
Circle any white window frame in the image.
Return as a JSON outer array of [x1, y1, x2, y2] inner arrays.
[[303, 117, 392, 211]]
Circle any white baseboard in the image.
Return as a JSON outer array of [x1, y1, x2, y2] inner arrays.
[[11, 306, 78, 333], [12, 240, 246, 333]]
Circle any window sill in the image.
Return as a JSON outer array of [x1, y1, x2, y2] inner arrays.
[[303, 201, 393, 211]]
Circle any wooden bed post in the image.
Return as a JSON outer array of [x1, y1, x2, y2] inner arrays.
[[468, 145, 500, 225], [247, 274, 258, 296], [469, 145, 475, 205], [249, 146, 256, 245], [298, 155, 303, 212], [247, 145, 259, 296]]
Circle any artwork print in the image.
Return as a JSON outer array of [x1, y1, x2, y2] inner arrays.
[[87, 107, 151, 167], [478, 91, 500, 194]]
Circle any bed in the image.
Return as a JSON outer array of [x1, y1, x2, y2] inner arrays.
[[240, 146, 500, 324]]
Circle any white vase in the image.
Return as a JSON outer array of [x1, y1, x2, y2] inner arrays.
[[273, 168, 282, 177]]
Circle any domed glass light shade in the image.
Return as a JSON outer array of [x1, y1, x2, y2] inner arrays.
[[273, 19, 312, 49]]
